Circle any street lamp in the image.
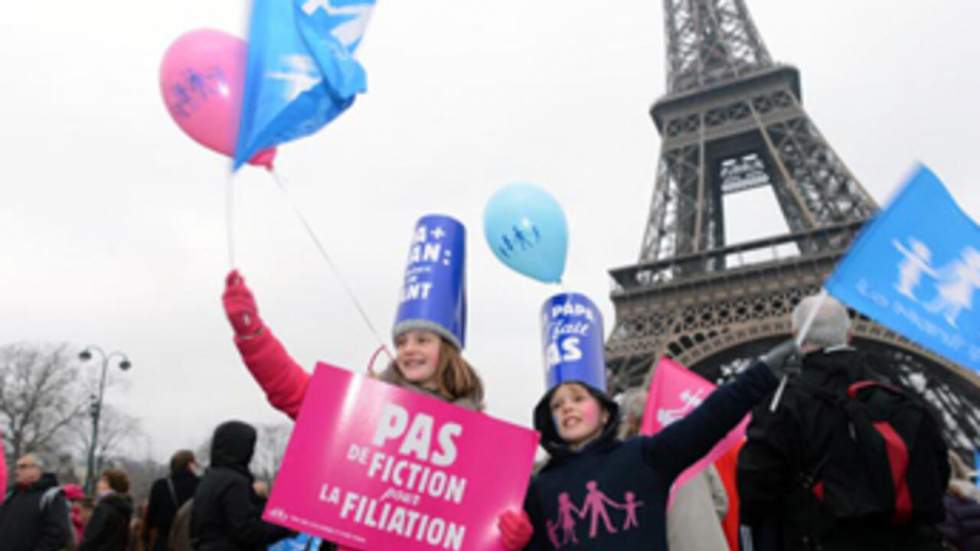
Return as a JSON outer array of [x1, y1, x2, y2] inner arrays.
[[78, 345, 131, 495]]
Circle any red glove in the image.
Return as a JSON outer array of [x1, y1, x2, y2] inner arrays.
[[222, 270, 263, 338], [498, 510, 533, 550]]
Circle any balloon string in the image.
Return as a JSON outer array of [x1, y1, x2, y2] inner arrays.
[[270, 169, 394, 363], [366, 344, 388, 377], [225, 170, 236, 270]]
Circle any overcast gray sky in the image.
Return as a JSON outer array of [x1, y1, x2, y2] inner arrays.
[[2, 1, 978, 462]]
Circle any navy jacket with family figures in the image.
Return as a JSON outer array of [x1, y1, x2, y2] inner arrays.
[[522, 360, 778, 550]]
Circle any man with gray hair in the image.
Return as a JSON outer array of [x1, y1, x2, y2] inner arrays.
[[0, 453, 72, 551], [737, 293, 949, 551], [790, 293, 852, 352]]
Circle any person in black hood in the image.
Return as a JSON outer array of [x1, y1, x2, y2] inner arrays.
[[80, 468, 134, 551], [500, 339, 797, 551], [190, 420, 293, 551], [0, 453, 72, 551]]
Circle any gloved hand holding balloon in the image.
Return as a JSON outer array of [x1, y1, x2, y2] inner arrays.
[[483, 183, 569, 284]]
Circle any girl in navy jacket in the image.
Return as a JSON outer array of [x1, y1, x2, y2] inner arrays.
[[499, 341, 796, 550]]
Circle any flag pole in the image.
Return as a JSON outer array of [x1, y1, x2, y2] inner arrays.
[[769, 288, 828, 412]]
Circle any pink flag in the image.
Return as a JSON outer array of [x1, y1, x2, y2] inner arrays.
[[0, 431, 6, 503], [264, 363, 539, 551], [640, 357, 749, 507]]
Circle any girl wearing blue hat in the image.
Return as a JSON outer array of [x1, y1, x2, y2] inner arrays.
[[220, 214, 485, 421], [496, 293, 798, 550]]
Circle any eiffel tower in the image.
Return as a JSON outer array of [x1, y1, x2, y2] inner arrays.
[[605, 0, 980, 451]]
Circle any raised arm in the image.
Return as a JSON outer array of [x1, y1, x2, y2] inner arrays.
[[223, 270, 310, 420], [642, 341, 796, 479]]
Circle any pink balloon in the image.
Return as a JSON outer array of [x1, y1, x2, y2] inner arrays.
[[159, 29, 275, 169]]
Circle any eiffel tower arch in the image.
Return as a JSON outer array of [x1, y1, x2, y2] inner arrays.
[[605, 0, 980, 451]]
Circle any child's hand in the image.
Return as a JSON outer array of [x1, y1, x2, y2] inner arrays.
[[222, 270, 263, 338], [497, 510, 533, 550]]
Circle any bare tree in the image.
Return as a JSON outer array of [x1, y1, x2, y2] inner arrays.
[[195, 436, 211, 467], [195, 422, 294, 484], [105, 456, 165, 505], [0, 343, 90, 461], [68, 403, 143, 474], [251, 423, 294, 484]]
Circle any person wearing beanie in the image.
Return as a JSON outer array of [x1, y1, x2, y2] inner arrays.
[[220, 214, 485, 419], [495, 293, 799, 550], [62, 483, 87, 544], [79, 468, 134, 551], [220, 215, 509, 551]]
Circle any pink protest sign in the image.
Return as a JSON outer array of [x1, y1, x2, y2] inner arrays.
[[264, 363, 539, 551], [640, 357, 749, 505]]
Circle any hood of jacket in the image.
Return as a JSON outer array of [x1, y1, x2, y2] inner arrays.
[[209, 420, 257, 471], [533, 381, 621, 465]]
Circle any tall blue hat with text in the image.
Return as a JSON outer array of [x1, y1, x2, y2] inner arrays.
[[541, 292, 605, 391], [393, 215, 467, 350]]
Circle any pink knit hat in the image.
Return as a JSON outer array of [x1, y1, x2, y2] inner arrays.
[[62, 483, 84, 501]]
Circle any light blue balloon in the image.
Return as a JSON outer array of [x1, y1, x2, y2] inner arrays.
[[483, 183, 568, 283]]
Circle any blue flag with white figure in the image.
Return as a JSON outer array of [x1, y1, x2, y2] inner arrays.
[[974, 449, 980, 490], [825, 164, 980, 371], [234, 0, 374, 170], [268, 533, 321, 551]]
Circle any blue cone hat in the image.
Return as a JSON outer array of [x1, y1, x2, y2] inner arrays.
[[541, 292, 606, 392], [393, 215, 467, 350]]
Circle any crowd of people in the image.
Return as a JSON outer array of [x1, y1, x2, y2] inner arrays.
[[1, 215, 977, 551], [0, 437, 293, 551]]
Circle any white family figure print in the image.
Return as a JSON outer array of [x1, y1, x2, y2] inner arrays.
[[656, 388, 705, 427], [893, 237, 980, 328], [892, 238, 937, 299], [546, 481, 648, 548]]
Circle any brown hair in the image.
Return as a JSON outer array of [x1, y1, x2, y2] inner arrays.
[[170, 449, 196, 476], [384, 338, 485, 409], [101, 469, 130, 494]]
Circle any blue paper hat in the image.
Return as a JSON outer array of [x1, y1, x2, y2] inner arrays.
[[541, 292, 606, 392], [393, 215, 467, 350]]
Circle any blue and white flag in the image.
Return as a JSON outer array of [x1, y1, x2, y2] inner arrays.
[[268, 533, 321, 551], [825, 165, 980, 371], [234, 0, 375, 170], [974, 449, 980, 490]]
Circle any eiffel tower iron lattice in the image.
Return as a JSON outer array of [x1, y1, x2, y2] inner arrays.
[[605, 0, 980, 452]]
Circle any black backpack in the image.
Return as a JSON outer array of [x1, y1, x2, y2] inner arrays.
[[799, 379, 950, 527]]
